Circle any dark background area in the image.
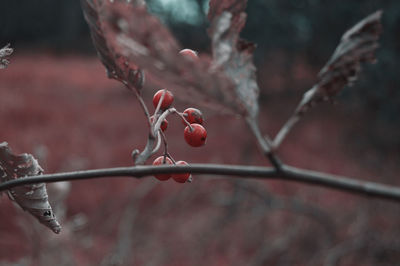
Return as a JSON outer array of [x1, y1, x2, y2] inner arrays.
[[1, 1, 400, 266]]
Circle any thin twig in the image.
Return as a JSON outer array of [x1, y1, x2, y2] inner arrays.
[[246, 117, 283, 170], [134, 108, 177, 165], [123, 81, 155, 165], [153, 89, 165, 116], [174, 111, 193, 130], [134, 133, 156, 165], [150, 130, 162, 156], [273, 114, 301, 148], [1, 164, 400, 202], [132, 89, 152, 129], [153, 108, 174, 135], [281, 165, 400, 201], [159, 130, 175, 163]]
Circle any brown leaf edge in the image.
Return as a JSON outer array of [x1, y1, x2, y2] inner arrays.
[[296, 10, 383, 115], [81, 0, 144, 93], [0, 142, 61, 234], [81, 0, 247, 115], [98, 0, 247, 115], [207, 0, 260, 119]]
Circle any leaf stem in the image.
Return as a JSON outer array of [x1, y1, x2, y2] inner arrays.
[[153, 89, 166, 117], [273, 114, 301, 149], [246, 117, 282, 171]]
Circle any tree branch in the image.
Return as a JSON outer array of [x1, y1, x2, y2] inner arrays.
[[1, 164, 400, 202], [281, 165, 400, 201], [245, 117, 283, 170], [273, 113, 301, 149]]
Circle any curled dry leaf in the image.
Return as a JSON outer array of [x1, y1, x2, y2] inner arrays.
[[0, 142, 61, 234], [207, 0, 260, 119], [296, 10, 383, 114], [81, 0, 244, 114], [81, 0, 144, 92], [0, 44, 13, 69]]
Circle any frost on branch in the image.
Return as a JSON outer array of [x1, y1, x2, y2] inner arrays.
[[0, 44, 13, 69], [0, 142, 61, 234], [296, 10, 383, 114], [81, 0, 243, 114], [208, 0, 259, 119]]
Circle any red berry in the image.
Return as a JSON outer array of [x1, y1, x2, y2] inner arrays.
[[179, 49, 198, 60], [150, 115, 168, 132], [152, 156, 173, 181], [182, 108, 203, 125], [184, 123, 207, 147], [153, 89, 174, 110], [172, 161, 191, 183]]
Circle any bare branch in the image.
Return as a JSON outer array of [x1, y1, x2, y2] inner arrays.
[[246, 117, 282, 170], [133, 133, 156, 165], [273, 114, 300, 149], [1, 164, 400, 202], [133, 107, 177, 165], [281, 164, 400, 201]]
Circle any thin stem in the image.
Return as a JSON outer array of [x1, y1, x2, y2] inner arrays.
[[273, 114, 301, 148], [159, 130, 175, 163], [134, 133, 156, 165], [1, 164, 400, 202], [153, 89, 166, 116], [134, 108, 175, 165], [246, 117, 282, 170], [153, 108, 175, 134], [246, 117, 273, 152], [272, 85, 317, 149], [280, 165, 400, 201], [121, 81, 151, 128], [150, 130, 162, 156], [133, 89, 152, 129], [174, 111, 193, 131], [160, 130, 168, 154]]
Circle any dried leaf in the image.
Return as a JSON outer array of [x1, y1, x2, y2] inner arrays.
[[82, 0, 244, 114], [0, 44, 13, 69], [0, 142, 61, 234], [208, 0, 248, 26], [297, 10, 383, 114], [81, 0, 144, 92], [208, 0, 259, 118]]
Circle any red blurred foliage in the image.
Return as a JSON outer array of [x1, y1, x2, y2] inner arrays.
[[0, 54, 399, 265]]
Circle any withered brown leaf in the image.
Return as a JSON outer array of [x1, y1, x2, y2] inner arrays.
[[82, 0, 243, 114], [208, 0, 259, 118], [297, 10, 383, 114], [0, 142, 61, 234]]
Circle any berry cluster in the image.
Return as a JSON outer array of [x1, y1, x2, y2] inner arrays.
[[150, 49, 207, 183]]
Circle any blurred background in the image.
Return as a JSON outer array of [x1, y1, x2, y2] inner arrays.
[[1, 0, 400, 265]]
